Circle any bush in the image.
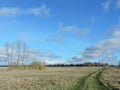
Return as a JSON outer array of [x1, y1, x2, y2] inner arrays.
[[31, 61, 46, 70], [9, 61, 18, 67], [7, 60, 46, 70]]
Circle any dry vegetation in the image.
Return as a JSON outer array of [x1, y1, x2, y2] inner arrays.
[[67, 68, 108, 90], [100, 67, 120, 90], [0, 67, 100, 90]]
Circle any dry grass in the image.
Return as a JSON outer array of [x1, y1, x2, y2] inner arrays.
[[100, 67, 120, 90], [0, 67, 100, 90]]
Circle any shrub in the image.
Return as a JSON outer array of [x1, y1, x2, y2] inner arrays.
[[31, 60, 46, 70]]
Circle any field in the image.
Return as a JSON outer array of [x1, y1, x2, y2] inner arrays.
[[0, 67, 100, 90], [100, 67, 120, 90], [0, 67, 119, 90]]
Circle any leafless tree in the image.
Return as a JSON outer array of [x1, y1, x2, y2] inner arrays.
[[3, 42, 14, 66], [21, 42, 29, 66], [0, 40, 31, 67], [15, 40, 29, 66], [16, 40, 22, 66]]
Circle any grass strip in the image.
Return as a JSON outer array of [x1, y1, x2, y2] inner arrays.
[[66, 68, 110, 90]]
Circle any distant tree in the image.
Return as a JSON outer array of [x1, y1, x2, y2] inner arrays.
[[15, 40, 30, 66], [22, 42, 29, 66], [3, 42, 14, 66], [16, 40, 21, 66], [0, 40, 30, 67], [83, 62, 93, 67]]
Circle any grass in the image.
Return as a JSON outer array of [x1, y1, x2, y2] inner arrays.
[[66, 69, 108, 90], [0, 67, 100, 90], [100, 67, 120, 90], [1, 67, 119, 90]]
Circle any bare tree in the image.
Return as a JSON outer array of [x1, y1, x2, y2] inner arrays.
[[21, 42, 29, 66], [10, 42, 14, 64], [3, 42, 14, 66], [15, 40, 29, 66], [16, 40, 21, 66], [0, 40, 30, 67]]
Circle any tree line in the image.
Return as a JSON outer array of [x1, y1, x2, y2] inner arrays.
[[47, 62, 110, 67]]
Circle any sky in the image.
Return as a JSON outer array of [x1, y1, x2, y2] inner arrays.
[[0, 0, 120, 65]]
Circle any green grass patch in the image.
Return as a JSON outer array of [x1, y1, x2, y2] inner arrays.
[[66, 69, 109, 90]]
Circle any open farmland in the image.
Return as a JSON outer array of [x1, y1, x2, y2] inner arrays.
[[100, 67, 120, 90], [67, 67, 120, 90], [0, 67, 100, 90]]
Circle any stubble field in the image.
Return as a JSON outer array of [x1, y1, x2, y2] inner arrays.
[[0, 67, 100, 90], [100, 67, 120, 90]]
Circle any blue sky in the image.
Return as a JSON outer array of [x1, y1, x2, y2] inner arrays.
[[0, 0, 120, 65]]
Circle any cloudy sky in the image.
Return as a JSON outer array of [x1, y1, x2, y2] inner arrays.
[[0, 0, 120, 65]]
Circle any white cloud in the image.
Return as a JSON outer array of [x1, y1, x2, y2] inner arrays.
[[70, 24, 120, 63], [116, 0, 120, 9], [44, 59, 67, 65], [102, 0, 120, 11], [0, 4, 51, 16], [29, 49, 62, 60], [40, 51, 62, 59], [18, 32, 43, 42], [100, 53, 117, 64], [28, 49, 63, 65], [59, 23, 89, 37], [0, 44, 62, 61], [18, 32, 63, 43], [102, 0, 112, 11], [0, 45, 18, 61], [45, 37, 63, 43], [27, 4, 50, 16], [109, 25, 120, 37], [0, 7, 20, 16]]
